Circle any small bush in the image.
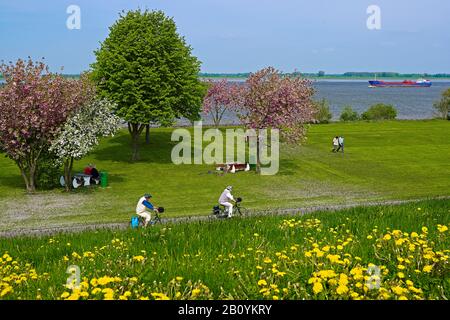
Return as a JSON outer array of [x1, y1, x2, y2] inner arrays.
[[36, 151, 62, 190], [340, 106, 359, 121], [433, 88, 450, 120], [313, 99, 333, 123], [361, 104, 397, 120]]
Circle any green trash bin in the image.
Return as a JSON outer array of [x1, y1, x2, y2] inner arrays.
[[100, 171, 108, 188]]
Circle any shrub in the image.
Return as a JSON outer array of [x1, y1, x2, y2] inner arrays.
[[361, 104, 397, 120], [340, 106, 359, 121], [433, 88, 450, 120], [36, 150, 62, 190], [313, 99, 333, 123]]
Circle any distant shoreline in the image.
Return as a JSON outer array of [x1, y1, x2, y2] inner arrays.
[[2, 73, 450, 82], [200, 75, 450, 81]]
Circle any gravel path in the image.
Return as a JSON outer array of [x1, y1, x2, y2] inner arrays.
[[0, 196, 448, 238]]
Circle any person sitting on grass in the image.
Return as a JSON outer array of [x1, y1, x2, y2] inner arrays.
[[90, 165, 100, 185], [84, 164, 93, 175], [136, 193, 159, 227]]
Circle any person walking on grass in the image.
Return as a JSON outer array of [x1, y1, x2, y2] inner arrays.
[[337, 136, 344, 153], [332, 136, 339, 152]]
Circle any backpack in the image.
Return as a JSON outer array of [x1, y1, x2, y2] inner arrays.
[[131, 216, 139, 229]]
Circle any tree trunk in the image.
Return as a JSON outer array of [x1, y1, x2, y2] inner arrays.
[[130, 123, 145, 162], [19, 167, 33, 193], [19, 163, 37, 193], [145, 124, 150, 144], [63, 157, 74, 192]]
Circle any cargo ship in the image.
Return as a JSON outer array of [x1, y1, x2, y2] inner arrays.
[[368, 79, 432, 88]]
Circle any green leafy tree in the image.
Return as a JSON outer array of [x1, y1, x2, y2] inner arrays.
[[91, 9, 206, 161], [340, 106, 360, 121], [50, 99, 120, 191], [361, 104, 397, 120], [433, 88, 450, 120]]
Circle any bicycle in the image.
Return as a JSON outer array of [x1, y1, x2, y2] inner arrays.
[[212, 197, 248, 218], [131, 207, 164, 228]]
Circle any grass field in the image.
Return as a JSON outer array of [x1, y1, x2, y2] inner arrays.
[[0, 120, 449, 233], [0, 199, 448, 300]]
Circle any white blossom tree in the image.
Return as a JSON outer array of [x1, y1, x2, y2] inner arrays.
[[50, 99, 121, 191]]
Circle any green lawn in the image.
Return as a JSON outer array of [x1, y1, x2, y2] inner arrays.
[[0, 199, 448, 300], [0, 120, 449, 232]]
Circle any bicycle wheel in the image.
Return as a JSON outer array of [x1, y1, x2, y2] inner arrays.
[[235, 206, 249, 216]]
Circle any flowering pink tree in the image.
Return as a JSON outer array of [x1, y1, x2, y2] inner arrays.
[[0, 59, 94, 193], [236, 67, 315, 172], [202, 79, 240, 127]]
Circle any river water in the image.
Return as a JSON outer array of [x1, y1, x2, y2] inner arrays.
[[196, 79, 450, 125], [2, 78, 448, 122]]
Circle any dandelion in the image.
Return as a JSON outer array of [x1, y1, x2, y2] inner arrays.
[[258, 279, 268, 286], [132, 255, 145, 262], [392, 286, 405, 296], [437, 225, 448, 233], [336, 285, 349, 295], [312, 282, 323, 294], [263, 257, 272, 264], [422, 265, 433, 273]]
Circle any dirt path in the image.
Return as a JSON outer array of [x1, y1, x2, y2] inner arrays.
[[0, 196, 448, 238]]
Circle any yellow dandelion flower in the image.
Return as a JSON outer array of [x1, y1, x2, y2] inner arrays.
[[258, 279, 268, 286], [336, 285, 349, 295], [312, 282, 323, 294], [422, 265, 433, 273], [132, 255, 145, 262]]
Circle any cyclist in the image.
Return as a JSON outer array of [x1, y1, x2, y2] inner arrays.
[[218, 186, 235, 218], [136, 193, 159, 227]]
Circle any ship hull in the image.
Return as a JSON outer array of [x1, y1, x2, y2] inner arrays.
[[368, 80, 432, 87]]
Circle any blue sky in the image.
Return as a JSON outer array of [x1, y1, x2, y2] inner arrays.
[[1, 0, 449, 74]]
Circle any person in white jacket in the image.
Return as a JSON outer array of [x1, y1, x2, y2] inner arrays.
[[136, 193, 158, 227], [218, 186, 235, 218]]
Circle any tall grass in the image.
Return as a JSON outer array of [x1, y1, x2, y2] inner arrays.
[[1, 199, 448, 300]]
